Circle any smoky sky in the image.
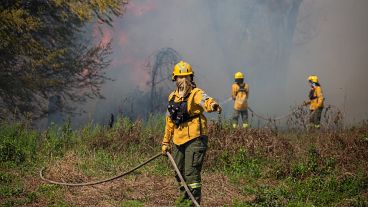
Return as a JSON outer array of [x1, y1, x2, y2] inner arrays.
[[69, 0, 368, 126]]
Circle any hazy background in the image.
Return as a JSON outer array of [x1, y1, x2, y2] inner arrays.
[[58, 0, 367, 127]]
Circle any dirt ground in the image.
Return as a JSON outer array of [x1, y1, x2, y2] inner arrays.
[[30, 171, 253, 207]]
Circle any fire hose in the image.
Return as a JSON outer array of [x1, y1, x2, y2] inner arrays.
[[220, 96, 342, 123], [40, 152, 200, 207], [248, 106, 301, 122], [219, 97, 302, 122], [249, 104, 341, 123]]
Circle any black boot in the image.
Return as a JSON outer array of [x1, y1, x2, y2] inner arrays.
[[189, 187, 201, 206], [176, 186, 191, 206]]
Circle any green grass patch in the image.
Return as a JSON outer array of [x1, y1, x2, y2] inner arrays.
[[217, 148, 265, 180], [0, 123, 38, 165], [0, 170, 40, 206], [121, 200, 144, 207], [236, 173, 368, 206], [0, 172, 24, 197], [36, 184, 68, 206]]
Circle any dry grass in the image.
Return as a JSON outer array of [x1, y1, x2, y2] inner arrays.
[[207, 123, 368, 175], [37, 171, 247, 207], [33, 123, 367, 206], [2, 116, 367, 207], [45, 152, 89, 183]]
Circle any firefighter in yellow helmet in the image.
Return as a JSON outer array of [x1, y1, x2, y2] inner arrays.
[[304, 75, 324, 129], [161, 60, 222, 205], [232, 72, 249, 128]]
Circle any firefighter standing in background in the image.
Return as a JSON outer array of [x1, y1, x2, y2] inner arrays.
[[232, 72, 249, 128], [304, 75, 325, 129], [161, 61, 222, 205]]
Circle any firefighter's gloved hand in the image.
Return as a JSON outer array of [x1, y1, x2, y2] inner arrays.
[[162, 143, 170, 156], [212, 103, 222, 114]]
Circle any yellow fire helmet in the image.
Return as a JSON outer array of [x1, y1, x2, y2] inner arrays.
[[172, 60, 193, 81], [234, 72, 244, 79], [308, 75, 319, 83]]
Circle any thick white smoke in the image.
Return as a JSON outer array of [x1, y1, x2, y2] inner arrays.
[[66, 0, 368, 127]]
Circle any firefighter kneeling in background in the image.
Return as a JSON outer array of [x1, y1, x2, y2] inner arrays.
[[304, 75, 324, 129], [161, 60, 222, 205], [232, 72, 249, 128]]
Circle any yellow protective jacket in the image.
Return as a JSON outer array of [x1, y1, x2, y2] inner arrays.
[[162, 88, 218, 146], [232, 83, 249, 111], [307, 86, 324, 111]]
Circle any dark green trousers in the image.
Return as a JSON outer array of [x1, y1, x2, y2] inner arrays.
[[232, 109, 248, 125], [310, 107, 323, 128], [174, 135, 208, 205]]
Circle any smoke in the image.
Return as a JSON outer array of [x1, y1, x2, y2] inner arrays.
[[67, 0, 367, 127], [288, 0, 368, 124]]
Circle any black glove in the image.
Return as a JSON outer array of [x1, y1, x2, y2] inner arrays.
[[212, 103, 222, 114]]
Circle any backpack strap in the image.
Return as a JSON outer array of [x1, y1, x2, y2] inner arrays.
[[235, 83, 246, 96], [168, 91, 175, 102], [309, 88, 317, 100]]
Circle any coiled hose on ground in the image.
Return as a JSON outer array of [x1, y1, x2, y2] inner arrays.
[[40, 152, 200, 207]]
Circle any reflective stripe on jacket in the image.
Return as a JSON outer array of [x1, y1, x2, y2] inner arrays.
[[162, 88, 217, 146]]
